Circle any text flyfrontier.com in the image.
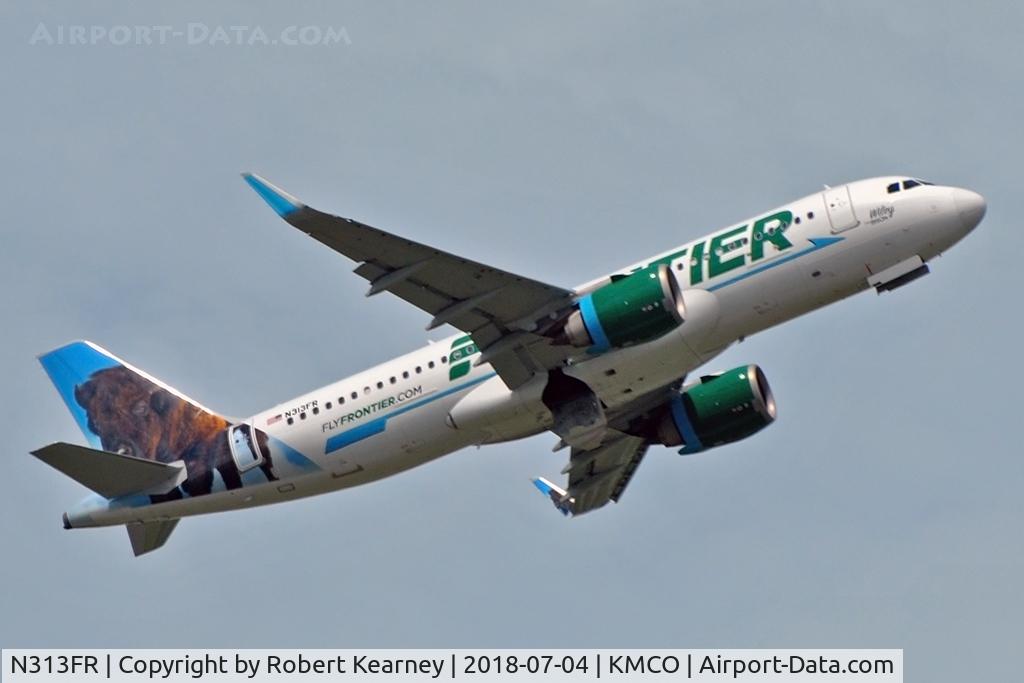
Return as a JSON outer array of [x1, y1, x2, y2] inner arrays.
[[3, 649, 902, 681]]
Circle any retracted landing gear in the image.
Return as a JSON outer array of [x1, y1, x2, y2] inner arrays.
[[541, 369, 606, 451]]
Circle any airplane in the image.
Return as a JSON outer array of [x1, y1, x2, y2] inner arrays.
[[33, 174, 986, 555]]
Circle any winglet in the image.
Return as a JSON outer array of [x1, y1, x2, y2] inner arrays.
[[532, 477, 574, 517], [241, 173, 304, 217]]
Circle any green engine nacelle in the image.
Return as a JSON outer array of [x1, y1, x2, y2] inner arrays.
[[564, 263, 686, 352], [653, 365, 777, 454]]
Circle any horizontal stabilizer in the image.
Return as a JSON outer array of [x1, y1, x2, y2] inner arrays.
[[532, 477, 574, 516], [31, 442, 186, 499], [126, 519, 180, 556]]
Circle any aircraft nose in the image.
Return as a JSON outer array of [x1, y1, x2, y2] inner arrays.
[[951, 187, 987, 232]]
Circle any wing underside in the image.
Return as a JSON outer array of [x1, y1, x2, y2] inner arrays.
[[537, 432, 650, 516]]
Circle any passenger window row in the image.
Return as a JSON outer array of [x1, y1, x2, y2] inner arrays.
[[284, 354, 449, 425]]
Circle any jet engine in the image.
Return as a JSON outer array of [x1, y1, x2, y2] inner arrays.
[[560, 263, 686, 352], [637, 364, 776, 454]]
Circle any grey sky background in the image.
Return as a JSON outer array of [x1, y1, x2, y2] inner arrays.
[[1, 1, 1020, 679]]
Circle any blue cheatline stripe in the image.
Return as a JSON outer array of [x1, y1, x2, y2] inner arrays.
[[326, 418, 387, 451], [577, 293, 612, 353], [242, 173, 301, 217], [670, 394, 703, 455], [706, 236, 844, 292], [324, 372, 497, 454]]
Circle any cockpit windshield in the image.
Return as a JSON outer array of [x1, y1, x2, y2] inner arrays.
[[886, 178, 934, 194]]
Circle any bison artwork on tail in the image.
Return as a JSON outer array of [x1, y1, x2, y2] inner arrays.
[[38, 342, 288, 502]]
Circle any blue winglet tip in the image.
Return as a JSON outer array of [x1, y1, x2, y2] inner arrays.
[[242, 173, 302, 217], [532, 478, 553, 496]]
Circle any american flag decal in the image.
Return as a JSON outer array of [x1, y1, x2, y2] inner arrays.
[[266, 414, 283, 426]]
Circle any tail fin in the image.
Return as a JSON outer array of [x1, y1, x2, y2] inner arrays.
[[38, 341, 229, 460]]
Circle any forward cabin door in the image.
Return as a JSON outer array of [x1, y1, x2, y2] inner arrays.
[[823, 185, 859, 233]]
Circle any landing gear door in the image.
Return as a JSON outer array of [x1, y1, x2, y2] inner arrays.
[[228, 422, 265, 473], [823, 185, 859, 233]]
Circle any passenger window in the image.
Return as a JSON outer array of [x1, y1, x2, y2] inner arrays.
[[389, 376, 396, 384], [415, 366, 422, 374], [376, 381, 384, 389], [351, 391, 358, 400], [402, 371, 409, 379], [428, 361, 435, 369], [887, 182, 900, 193]]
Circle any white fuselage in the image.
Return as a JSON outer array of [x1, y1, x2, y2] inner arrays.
[[66, 177, 984, 527]]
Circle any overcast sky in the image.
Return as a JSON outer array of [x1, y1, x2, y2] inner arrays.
[[1, 2, 1020, 680]]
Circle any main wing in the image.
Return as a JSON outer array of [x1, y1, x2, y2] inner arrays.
[[531, 380, 692, 515], [243, 173, 576, 388], [534, 431, 649, 516]]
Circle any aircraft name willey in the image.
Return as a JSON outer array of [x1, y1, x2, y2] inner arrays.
[[868, 205, 895, 224]]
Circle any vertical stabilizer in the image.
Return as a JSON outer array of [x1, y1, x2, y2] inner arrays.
[[38, 341, 227, 454], [35, 340, 262, 499]]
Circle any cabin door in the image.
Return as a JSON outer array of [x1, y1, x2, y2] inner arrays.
[[823, 185, 859, 233], [228, 423, 265, 473]]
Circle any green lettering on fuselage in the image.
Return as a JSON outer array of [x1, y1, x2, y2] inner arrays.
[[708, 225, 747, 278], [689, 240, 705, 284], [749, 210, 793, 261], [635, 208, 796, 287], [642, 247, 688, 271]]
